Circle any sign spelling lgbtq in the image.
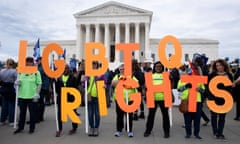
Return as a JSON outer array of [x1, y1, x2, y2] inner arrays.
[[17, 35, 233, 124]]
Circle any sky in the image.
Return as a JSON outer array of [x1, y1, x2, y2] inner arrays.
[[0, 0, 240, 62]]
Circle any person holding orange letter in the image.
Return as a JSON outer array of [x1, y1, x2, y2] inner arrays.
[[112, 64, 138, 138], [83, 61, 105, 137], [177, 66, 205, 139], [144, 61, 170, 138], [14, 57, 42, 134], [207, 59, 233, 140], [55, 64, 79, 137]]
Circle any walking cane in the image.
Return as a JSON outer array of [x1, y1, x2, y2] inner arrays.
[[126, 90, 130, 132], [169, 89, 173, 127], [51, 54, 59, 132], [13, 74, 19, 129], [169, 107, 173, 127], [53, 79, 59, 131], [85, 79, 89, 134]]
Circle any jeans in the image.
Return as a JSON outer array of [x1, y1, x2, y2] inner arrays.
[[184, 102, 202, 136], [37, 89, 47, 122], [88, 97, 100, 128], [105, 84, 112, 107], [1, 96, 15, 123]]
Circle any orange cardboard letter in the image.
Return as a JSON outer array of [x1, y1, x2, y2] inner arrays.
[[42, 43, 65, 78], [61, 87, 81, 123], [116, 78, 141, 113], [158, 35, 182, 69], [18, 40, 37, 73], [85, 42, 108, 76], [181, 75, 208, 112], [116, 43, 140, 76], [206, 76, 233, 113], [97, 80, 108, 116], [144, 72, 172, 108]]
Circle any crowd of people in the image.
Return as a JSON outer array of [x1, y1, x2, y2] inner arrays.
[[0, 54, 240, 141]]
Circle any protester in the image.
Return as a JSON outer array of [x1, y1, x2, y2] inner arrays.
[[0, 58, 17, 126], [132, 59, 145, 120], [76, 60, 85, 106], [69, 54, 77, 73], [143, 61, 170, 138], [55, 64, 79, 137], [232, 67, 240, 121], [207, 59, 233, 140], [192, 55, 210, 126], [112, 64, 138, 137], [36, 57, 50, 123], [82, 61, 105, 137], [14, 57, 42, 134], [104, 68, 114, 108], [142, 59, 152, 72], [177, 66, 205, 139], [169, 68, 180, 90]]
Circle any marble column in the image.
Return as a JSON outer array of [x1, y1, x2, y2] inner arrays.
[[86, 24, 90, 42], [76, 24, 81, 60], [125, 23, 130, 43], [145, 23, 150, 59], [84, 24, 91, 59], [135, 22, 140, 61], [94, 24, 100, 55], [95, 24, 100, 42], [104, 23, 110, 58], [115, 23, 120, 62]]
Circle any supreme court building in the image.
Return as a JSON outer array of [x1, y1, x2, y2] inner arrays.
[[27, 1, 219, 69]]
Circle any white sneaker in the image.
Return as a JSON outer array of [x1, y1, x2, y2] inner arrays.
[[9, 123, 14, 127], [114, 131, 121, 137], [0, 122, 6, 125], [88, 128, 94, 136], [128, 132, 134, 137]]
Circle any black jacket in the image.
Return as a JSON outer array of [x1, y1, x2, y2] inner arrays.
[[207, 72, 233, 105], [55, 74, 77, 103]]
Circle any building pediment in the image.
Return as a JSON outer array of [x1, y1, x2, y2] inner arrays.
[[74, 1, 152, 17]]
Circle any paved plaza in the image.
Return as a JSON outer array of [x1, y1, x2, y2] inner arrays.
[[0, 103, 240, 144]]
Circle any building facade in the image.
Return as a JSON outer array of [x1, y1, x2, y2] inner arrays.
[[27, 1, 219, 69]]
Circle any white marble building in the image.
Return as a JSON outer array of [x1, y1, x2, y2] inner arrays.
[[27, 1, 219, 69]]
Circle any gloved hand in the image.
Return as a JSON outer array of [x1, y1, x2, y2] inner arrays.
[[178, 83, 192, 92], [185, 83, 192, 89], [33, 93, 40, 102], [14, 80, 21, 86], [197, 87, 205, 93]]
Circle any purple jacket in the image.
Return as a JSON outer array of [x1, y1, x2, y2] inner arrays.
[[81, 74, 106, 88]]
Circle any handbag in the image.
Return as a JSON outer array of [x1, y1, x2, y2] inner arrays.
[[179, 99, 188, 113]]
